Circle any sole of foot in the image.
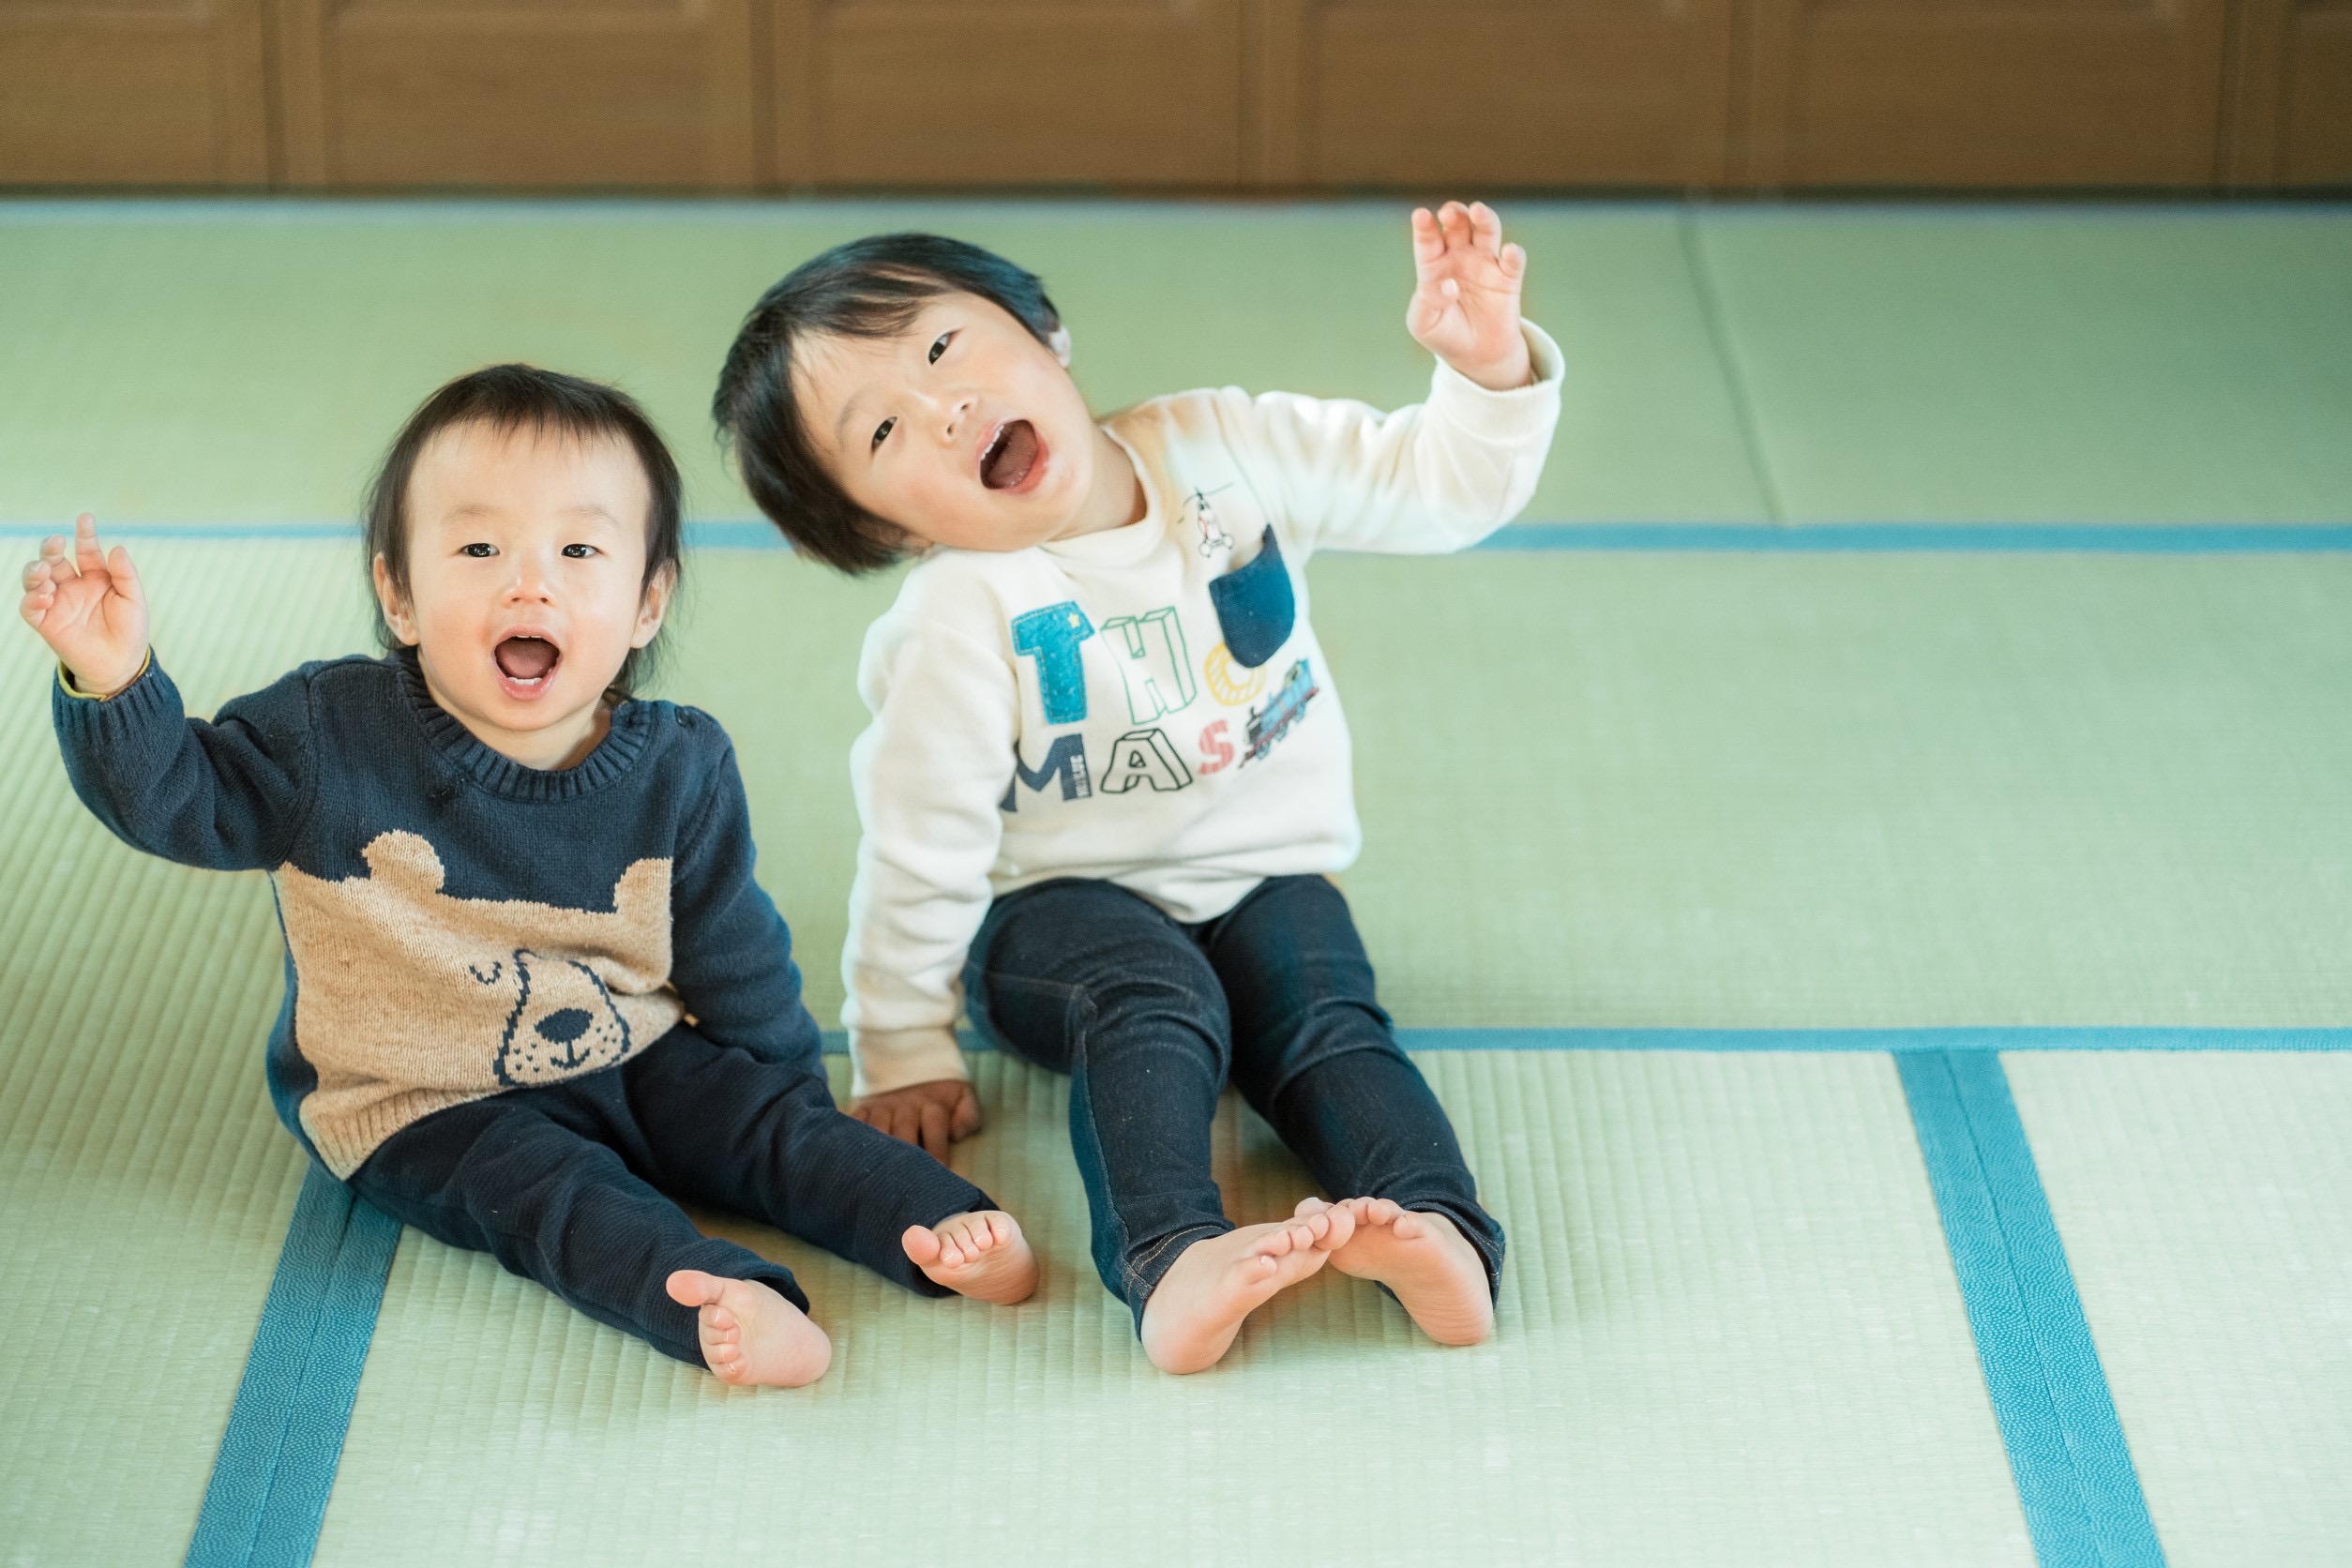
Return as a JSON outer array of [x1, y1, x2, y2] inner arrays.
[[664, 1269, 833, 1387], [901, 1210, 1039, 1304], [1304, 1197, 1495, 1347], [1138, 1205, 1356, 1375]]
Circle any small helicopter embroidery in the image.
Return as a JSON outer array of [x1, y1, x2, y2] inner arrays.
[[1186, 484, 1235, 557]]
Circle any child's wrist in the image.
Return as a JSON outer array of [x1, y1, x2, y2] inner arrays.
[[1444, 339, 1534, 393], [61, 647, 150, 700]]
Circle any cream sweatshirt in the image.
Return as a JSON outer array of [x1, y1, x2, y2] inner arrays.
[[844, 324, 1564, 1093]]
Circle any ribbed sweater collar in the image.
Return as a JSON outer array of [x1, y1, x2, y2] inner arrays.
[[395, 649, 655, 803]]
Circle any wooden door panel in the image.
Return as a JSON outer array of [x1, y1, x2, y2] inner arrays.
[[0, 0, 269, 184], [1745, 0, 2232, 187], [2228, 0, 2352, 183], [275, 0, 758, 188], [1258, 0, 1735, 188], [776, 0, 1242, 186]]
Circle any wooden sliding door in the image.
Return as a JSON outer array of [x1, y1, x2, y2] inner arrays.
[[273, 0, 760, 188], [1742, 0, 2235, 186], [0, 0, 270, 184], [772, 0, 1244, 186], [1250, 0, 1737, 188]]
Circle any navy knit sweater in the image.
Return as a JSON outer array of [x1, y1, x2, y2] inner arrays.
[[53, 650, 822, 1177]]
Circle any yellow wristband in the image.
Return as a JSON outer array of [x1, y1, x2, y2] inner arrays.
[[56, 649, 152, 701]]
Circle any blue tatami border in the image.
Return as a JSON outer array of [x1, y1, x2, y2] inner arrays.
[[186, 1166, 401, 1568], [198, 1025, 2346, 1566], [1898, 1052, 2168, 1568]]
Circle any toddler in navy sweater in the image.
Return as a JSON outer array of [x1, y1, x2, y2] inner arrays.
[[20, 365, 1035, 1386]]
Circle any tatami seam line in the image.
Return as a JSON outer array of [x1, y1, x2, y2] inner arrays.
[[188, 1025, 2344, 1566]]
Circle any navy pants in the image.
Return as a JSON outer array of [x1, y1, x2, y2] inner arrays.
[[349, 1022, 992, 1368], [965, 874, 1503, 1326]]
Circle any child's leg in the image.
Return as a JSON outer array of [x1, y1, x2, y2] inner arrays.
[[347, 1084, 826, 1381], [968, 879, 1351, 1369], [619, 1024, 1033, 1304], [1203, 875, 1506, 1344]]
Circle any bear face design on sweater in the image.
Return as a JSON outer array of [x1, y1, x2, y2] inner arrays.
[[273, 829, 684, 1177], [472, 948, 634, 1086]]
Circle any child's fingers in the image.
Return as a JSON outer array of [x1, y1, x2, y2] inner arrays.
[[38, 533, 74, 580], [73, 513, 104, 574], [1440, 201, 1472, 250], [1469, 201, 1502, 258], [1501, 241, 1526, 279], [917, 1099, 950, 1160], [1410, 206, 1445, 276], [106, 545, 144, 607]]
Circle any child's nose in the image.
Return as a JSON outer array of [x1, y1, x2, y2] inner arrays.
[[504, 555, 557, 602], [942, 393, 976, 445]]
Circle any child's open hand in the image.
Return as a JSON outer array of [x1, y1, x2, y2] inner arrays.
[[851, 1078, 982, 1162], [20, 514, 149, 697], [1407, 201, 1530, 393]]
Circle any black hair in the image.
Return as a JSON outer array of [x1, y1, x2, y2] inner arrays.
[[363, 364, 685, 699], [711, 233, 1062, 573]]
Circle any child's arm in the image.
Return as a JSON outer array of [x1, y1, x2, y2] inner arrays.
[[23, 515, 313, 869], [664, 734, 830, 1070], [1222, 201, 1562, 558], [839, 608, 1022, 1159]]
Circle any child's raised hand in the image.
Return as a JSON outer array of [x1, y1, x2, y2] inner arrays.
[[1407, 201, 1531, 392], [20, 514, 150, 697]]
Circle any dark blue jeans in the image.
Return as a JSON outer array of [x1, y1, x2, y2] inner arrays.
[[964, 874, 1503, 1327], [349, 1022, 992, 1367]]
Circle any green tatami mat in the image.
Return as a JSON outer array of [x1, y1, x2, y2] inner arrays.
[[0, 202, 1764, 530], [314, 1050, 2028, 1568], [1693, 210, 2352, 524], [2006, 1055, 2352, 1567], [0, 564, 343, 1564], [8, 538, 2348, 1036]]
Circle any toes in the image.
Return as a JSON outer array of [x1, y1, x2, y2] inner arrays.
[[1317, 1205, 1356, 1250], [901, 1224, 943, 1267], [665, 1269, 723, 1309], [1293, 1196, 1334, 1219], [1391, 1209, 1427, 1240]]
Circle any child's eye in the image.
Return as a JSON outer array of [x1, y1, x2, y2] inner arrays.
[[562, 543, 597, 559], [460, 543, 496, 558], [927, 331, 954, 364], [871, 416, 897, 450]]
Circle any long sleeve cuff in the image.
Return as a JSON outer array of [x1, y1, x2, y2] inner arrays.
[[53, 652, 179, 747], [850, 1026, 972, 1098], [55, 649, 155, 701], [1427, 321, 1564, 441]]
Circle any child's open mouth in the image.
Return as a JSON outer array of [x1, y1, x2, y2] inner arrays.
[[979, 419, 1043, 492], [493, 635, 561, 700]]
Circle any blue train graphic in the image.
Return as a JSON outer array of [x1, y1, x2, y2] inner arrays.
[[1243, 659, 1319, 765]]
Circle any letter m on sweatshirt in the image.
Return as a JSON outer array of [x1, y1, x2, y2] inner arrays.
[[1001, 732, 1092, 812]]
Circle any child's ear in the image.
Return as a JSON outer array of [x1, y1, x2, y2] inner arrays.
[[631, 561, 678, 649], [1048, 325, 1073, 368], [371, 553, 421, 646]]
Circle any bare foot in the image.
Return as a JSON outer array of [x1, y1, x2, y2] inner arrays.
[[902, 1210, 1039, 1305], [1304, 1197, 1494, 1346], [1138, 1205, 1356, 1375], [664, 1270, 833, 1387]]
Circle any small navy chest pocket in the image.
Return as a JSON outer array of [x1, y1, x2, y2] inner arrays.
[[1208, 531, 1296, 670]]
